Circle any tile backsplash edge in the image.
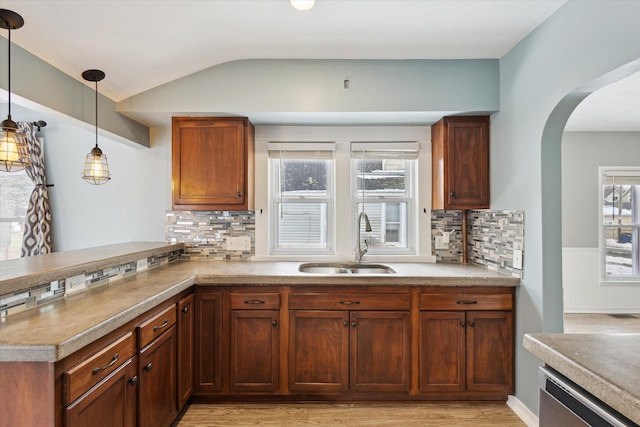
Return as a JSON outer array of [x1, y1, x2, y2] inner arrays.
[[0, 249, 183, 318], [432, 209, 525, 278]]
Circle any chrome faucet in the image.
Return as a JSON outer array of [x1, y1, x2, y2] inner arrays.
[[356, 211, 372, 262]]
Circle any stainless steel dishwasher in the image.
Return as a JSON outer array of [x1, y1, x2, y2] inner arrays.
[[539, 366, 639, 427]]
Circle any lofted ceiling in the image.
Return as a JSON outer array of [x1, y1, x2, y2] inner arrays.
[[0, 0, 637, 130]]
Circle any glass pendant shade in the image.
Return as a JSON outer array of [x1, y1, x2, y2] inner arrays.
[[0, 117, 29, 171], [0, 9, 29, 173], [82, 69, 110, 185], [82, 145, 110, 185]]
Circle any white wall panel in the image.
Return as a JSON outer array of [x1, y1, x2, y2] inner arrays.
[[563, 247, 640, 313]]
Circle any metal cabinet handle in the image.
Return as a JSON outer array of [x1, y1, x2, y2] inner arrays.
[[456, 300, 478, 305], [129, 375, 138, 385], [92, 354, 118, 375], [272, 320, 277, 326], [245, 300, 265, 305], [351, 321, 357, 327], [237, 191, 243, 198], [343, 321, 348, 327], [144, 363, 153, 372], [450, 191, 456, 197], [153, 319, 169, 331], [339, 300, 360, 305], [182, 305, 189, 314], [461, 322, 466, 328], [469, 321, 475, 327]]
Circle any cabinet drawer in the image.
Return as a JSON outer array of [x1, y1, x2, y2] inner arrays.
[[289, 292, 410, 310], [230, 292, 280, 310], [137, 304, 177, 349], [420, 292, 512, 311], [63, 332, 135, 405]]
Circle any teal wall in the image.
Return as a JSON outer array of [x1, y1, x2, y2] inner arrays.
[[0, 37, 149, 148], [117, 58, 499, 119], [492, 0, 640, 414]]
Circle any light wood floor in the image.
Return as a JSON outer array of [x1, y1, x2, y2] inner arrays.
[[175, 403, 526, 426], [564, 313, 640, 333]]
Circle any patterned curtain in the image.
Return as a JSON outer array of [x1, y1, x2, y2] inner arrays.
[[19, 122, 52, 256]]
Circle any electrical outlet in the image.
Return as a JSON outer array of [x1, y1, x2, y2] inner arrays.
[[227, 236, 251, 251], [513, 249, 523, 270], [435, 235, 449, 250], [65, 274, 86, 295], [136, 258, 148, 272]]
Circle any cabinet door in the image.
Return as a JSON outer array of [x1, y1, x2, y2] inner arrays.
[[419, 311, 465, 392], [230, 310, 279, 392], [194, 291, 223, 395], [172, 117, 251, 210], [177, 294, 194, 408], [466, 311, 514, 393], [64, 356, 137, 427], [289, 310, 349, 393], [445, 117, 490, 209], [139, 326, 178, 427], [350, 311, 411, 393]]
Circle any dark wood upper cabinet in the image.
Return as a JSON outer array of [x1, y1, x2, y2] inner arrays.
[[172, 117, 254, 211], [432, 116, 490, 209]]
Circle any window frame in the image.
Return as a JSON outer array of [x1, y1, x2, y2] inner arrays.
[[268, 144, 335, 255], [0, 168, 31, 260], [350, 146, 417, 256], [598, 166, 640, 284]]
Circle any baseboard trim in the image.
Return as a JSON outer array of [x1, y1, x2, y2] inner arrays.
[[507, 395, 538, 427]]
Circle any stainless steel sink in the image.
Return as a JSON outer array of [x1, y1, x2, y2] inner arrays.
[[298, 262, 396, 274]]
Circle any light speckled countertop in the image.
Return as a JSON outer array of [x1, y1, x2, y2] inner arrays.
[[0, 242, 518, 362], [524, 333, 640, 425], [0, 241, 185, 295]]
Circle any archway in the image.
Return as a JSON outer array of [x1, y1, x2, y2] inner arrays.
[[540, 59, 640, 333]]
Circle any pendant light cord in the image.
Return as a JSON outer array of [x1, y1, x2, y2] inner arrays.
[[94, 79, 98, 148], [6, 18, 11, 118]]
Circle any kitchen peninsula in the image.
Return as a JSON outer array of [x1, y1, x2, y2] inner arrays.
[[1, 242, 519, 427]]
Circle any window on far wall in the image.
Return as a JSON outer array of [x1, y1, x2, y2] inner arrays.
[[599, 167, 640, 282], [268, 143, 334, 255], [351, 143, 417, 255], [0, 169, 31, 260]]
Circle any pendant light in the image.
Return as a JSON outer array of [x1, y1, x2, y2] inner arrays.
[[0, 9, 30, 172], [82, 69, 110, 185]]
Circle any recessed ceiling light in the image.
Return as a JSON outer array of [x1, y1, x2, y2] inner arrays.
[[290, 0, 315, 11]]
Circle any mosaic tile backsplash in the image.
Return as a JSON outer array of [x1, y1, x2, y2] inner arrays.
[[432, 210, 525, 278], [165, 210, 255, 260], [0, 249, 183, 318]]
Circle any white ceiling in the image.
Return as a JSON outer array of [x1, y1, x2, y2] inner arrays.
[[1, 0, 638, 131]]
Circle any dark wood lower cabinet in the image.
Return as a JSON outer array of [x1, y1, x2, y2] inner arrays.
[[230, 310, 280, 392], [350, 311, 411, 393], [64, 357, 138, 427], [419, 311, 466, 392], [0, 285, 516, 427], [288, 309, 411, 394], [419, 288, 515, 397], [466, 310, 514, 393], [289, 310, 350, 393], [177, 294, 195, 408], [138, 325, 178, 427], [194, 291, 223, 395]]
